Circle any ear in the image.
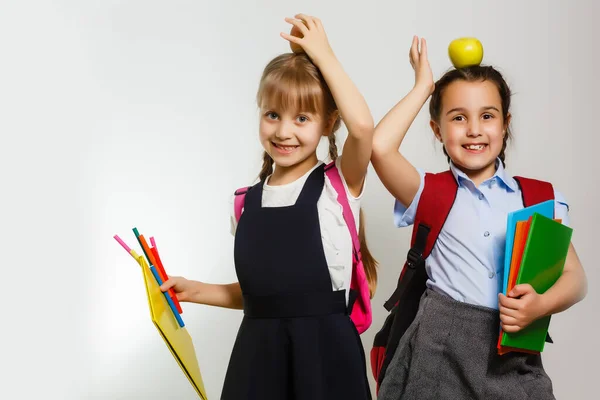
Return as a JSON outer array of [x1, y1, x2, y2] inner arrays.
[[430, 119, 443, 143], [323, 111, 340, 137], [504, 112, 512, 136]]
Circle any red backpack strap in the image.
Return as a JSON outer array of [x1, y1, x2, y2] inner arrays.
[[514, 176, 554, 209], [383, 170, 458, 310], [374, 170, 458, 389], [234, 186, 251, 223], [324, 161, 372, 334], [413, 170, 459, 258]]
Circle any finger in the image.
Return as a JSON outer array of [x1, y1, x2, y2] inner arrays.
[[295, 14, 316, 30], [510, 284, 534, 298], [285, 17, 309, 35], [280, 32, 303, 45], [313, 16, 323, 31], [499, 305, 519, 318], [498, 294, 522, 310], [501, 323, 521, 333], [420, 38, 428, 60], [160, 279, 177, 292], [500, 314, 518, 325], [410, 36, 419, 63]]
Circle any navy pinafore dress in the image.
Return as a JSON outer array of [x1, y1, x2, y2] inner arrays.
[[221, 164, 371, 399]]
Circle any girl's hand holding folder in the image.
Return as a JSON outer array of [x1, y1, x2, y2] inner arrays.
[[498, 284, 549, 333]]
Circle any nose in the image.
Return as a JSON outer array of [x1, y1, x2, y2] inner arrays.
[[467, 120, 481, 137], [275, 120, 294, 140]]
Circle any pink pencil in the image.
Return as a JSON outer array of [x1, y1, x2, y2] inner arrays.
[[113, 235, 140, 259]]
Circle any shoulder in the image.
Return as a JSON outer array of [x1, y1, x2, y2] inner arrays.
[[393, 169, 457, 228], [552, 187, 570, 226], [325, 157, 365, 201], [514, 175, 571, 225], [423, 170, 456, 188], [229, 183, 258, 236]]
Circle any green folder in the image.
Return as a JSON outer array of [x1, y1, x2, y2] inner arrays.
[[501, 213, 572, 353]]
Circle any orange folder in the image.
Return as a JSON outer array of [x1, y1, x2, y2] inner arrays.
[[498, 217, 562, 355]]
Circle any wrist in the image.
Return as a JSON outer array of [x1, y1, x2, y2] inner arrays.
[[539, 293, 555, 317], [311, 50, 337, 68], [413, 82, 434, 97], [189, 280, 207, 304]]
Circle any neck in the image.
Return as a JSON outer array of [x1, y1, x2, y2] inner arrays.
[[456, 160, 497, 187], [269, 153, 319, 186]]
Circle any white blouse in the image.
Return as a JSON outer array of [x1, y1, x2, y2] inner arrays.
[[230, 157, 364, 305]]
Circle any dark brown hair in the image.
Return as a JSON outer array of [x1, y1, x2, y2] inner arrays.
[[429, 66, 513, 165]]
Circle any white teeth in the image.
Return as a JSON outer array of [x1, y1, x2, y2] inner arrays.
[[275, 144, 297, 151], [466, 144, 485, 150]]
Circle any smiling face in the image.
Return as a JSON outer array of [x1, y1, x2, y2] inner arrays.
[[259, 105, 330, 172], [431, 79, 510, 182], [256, 53, 338, 180]]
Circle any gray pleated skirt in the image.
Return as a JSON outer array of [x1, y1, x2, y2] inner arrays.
[[377, 289, 555, 400]]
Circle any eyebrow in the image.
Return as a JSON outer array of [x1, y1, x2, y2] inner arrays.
[[446, 106, 501, 115], [261, 106, 317, 116]]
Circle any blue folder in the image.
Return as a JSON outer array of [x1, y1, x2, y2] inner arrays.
[[502, 200, 554, 294]]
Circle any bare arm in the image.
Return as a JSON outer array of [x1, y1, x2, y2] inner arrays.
[[282, 14, 374, 197], [371, 36, 435, 207], [161, 279, 243, 310], [539, 243, 587, 315], [319, 52, 373, 197]]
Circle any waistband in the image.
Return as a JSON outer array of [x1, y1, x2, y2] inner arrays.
[[243, 290, 347, 318]]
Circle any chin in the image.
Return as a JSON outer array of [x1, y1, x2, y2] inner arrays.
[[450, 153, 497, 172], [272, 158, 297, 168]]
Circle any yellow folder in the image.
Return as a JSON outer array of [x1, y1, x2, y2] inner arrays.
[[135, 255, 208, 399]]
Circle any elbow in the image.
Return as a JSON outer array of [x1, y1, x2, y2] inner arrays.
[[577, 265, 588, 302], [580, 274, 588, 302], [348, 119, 374, 141], [571, 269, 588, 305], [372, 135, 393, 159]]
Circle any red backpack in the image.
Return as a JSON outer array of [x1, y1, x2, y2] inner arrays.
[[370, 170, 555, 392]]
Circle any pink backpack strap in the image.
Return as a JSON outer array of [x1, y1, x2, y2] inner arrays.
[[324, 161, 372, 334], [234, 187, 250, 223]]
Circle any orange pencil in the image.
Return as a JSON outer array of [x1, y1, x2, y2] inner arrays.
[[138, 233, 182, 315], [151, 243, 183, 314]]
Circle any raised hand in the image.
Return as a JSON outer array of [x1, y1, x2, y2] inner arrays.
[[409, 36, 435, 95], [280, 14, 335, 66]]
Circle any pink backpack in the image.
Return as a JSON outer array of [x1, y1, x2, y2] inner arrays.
[[233, 161, 372, 334]]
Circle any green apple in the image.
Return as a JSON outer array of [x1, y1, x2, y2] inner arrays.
[[448, 37, 483, 69]]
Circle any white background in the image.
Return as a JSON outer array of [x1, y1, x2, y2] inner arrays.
[[1, 0, 598, 398]]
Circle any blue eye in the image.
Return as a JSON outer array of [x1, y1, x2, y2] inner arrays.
[[265, 111, 279, 120], [297, 115, 308, 123]]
